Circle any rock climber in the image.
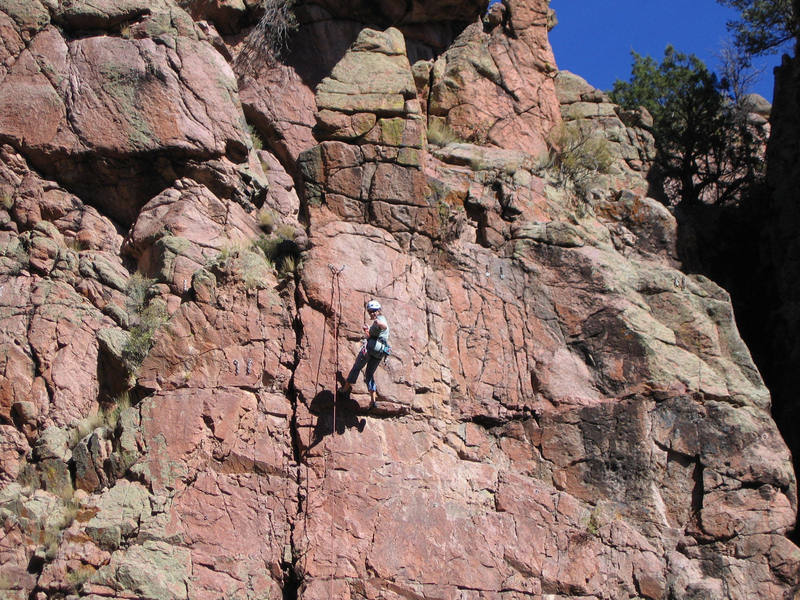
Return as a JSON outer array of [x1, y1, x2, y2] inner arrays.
[[340, 299, 390, 408]]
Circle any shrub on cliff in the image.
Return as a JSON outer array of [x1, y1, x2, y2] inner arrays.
[[427, 119, 462, 147], [122, 274, 167, 371], [253, 224, 301, 278], [235, 0, 298, 73], [124, 301, 168, 369], [544, 121, 614, 192]]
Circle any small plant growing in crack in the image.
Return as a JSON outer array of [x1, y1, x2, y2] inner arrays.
[[253, 224, 302, 279], [122, 273, 168, 371]]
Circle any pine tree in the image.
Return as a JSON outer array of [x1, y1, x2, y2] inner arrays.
[[717, 0, 797, 56], [611, 46, 766, 206]]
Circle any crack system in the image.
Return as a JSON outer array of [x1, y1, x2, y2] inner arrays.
[[281, 273, 308, 599]]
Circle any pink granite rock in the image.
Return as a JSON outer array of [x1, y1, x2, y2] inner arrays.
[[0, 3, 250, 225], [286, 16, 798, 589], [124, 178, 263, 293], [137, 385, 296, 596], [137, 267, 295, 392], [0, 273, 118, 428], [0, 1, 797, 599], [239, 65, 320, 166], [428, 0, 561, 155], [0, 425, 29, 483]]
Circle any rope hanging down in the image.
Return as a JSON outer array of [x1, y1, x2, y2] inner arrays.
[[326, 264, 344, 596], [302, 264, 345, 589], [328, 264, 345, 436]]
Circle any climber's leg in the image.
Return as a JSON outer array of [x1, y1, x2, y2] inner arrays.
[[364, 356, 380, 407], [342, 349, 368, 395]]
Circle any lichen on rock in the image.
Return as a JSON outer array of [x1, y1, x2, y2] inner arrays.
[[0, 0, 797, 598]]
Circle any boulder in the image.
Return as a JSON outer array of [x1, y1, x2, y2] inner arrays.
[[84, 481, 151, 549], [742, 93, 771, 117]]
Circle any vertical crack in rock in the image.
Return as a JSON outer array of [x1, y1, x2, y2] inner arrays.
[[691, 454, 705, 534], [283, 277, 307, 598]]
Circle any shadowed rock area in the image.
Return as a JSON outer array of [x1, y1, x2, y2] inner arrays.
[[0, 0, 798, 599]]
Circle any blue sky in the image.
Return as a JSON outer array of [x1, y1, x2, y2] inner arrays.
[[547, 0, 788, 102]]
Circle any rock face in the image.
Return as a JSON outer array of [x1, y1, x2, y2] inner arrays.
[[555, 70, 656, 187], [0, 0, 251, 225], [0, 1, 798, 599], [428, 0, 561, 154], [748, 47, 800, 531]]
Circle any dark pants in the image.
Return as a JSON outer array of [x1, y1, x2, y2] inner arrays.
[[346, 346, 382, 392]]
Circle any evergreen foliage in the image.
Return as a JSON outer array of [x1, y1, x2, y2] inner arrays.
[[717, 0, 797, 56], [611, 46, 766, 206]]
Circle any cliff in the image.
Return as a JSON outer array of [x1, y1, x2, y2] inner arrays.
[[0, 1, 797, 599], [745, 46, 800, 511]]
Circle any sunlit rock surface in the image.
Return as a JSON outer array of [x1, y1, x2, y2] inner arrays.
[[0, 1, 797, 598]]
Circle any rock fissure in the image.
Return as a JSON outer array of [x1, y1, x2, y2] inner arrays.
[[0, 1, 797, 597], [279, 274, 309, 596]]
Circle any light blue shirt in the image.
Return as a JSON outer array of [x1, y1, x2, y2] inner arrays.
[[369, 315, 389, 343]]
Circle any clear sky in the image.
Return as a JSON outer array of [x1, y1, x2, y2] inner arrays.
[[547, 0, 789, 103]]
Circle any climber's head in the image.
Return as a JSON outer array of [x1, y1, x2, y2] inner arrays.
[[366, 300, 381, 315]]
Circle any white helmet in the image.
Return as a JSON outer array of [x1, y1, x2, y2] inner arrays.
[[366, 300, 381, 312]]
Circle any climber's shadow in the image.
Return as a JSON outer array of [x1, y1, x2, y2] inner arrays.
[[307, 387, 366, 449]]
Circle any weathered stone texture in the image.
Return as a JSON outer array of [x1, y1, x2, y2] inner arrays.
[[286, 11, 798, 597], [428, 0, 561, 155], [124, 178, 264, 295], [134, 387, 295, 598], [0, 0, 797, 599], [555, 70, 657, 187], [0, 0, 251, 225]]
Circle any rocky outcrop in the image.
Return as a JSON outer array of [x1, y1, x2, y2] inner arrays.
[[555, 70, 656, 189], [236, 0, 487, 171], [287, 26, 798, 598], [0, 0, 252, 225], [0, 0, 798, 599], [427, 0, 561, 154]]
